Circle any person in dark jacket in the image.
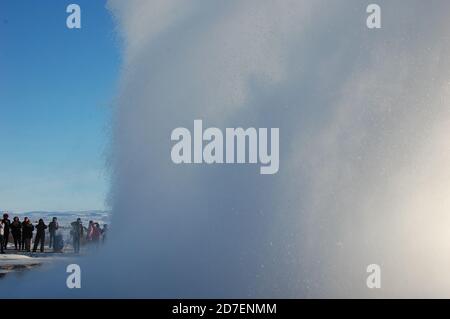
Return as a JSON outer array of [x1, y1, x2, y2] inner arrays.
[[48, 217, 59, 249], [0, 220, 5, 254], [2, 213, 11, 250], [71, 218, 84, 253], [33, 219, 47, 253], [10, 217, 22, 250], [22, 217, 34, 252]]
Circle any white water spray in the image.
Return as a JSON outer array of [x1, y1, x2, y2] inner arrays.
[[5, 0, 450, 298]]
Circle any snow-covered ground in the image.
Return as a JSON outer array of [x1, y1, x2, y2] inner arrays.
[[0, 252, 80, 276], [0, 254, 48, 275]]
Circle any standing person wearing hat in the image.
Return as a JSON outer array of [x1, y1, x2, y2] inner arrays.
[[33, 219, 47, 253], [22, 217, 34, 252]]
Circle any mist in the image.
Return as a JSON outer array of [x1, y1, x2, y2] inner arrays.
[[4, 0, 450, 298]]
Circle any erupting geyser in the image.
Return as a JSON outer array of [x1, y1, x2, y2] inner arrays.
[[5, 0, 450, 298]]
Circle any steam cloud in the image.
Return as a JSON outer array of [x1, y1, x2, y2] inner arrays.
[[5, 0, 450, 298]]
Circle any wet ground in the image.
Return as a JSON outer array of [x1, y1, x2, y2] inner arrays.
[[0, 246, 81, 278]]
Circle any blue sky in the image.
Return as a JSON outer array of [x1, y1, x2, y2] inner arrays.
[[0, 0, 121, 212]]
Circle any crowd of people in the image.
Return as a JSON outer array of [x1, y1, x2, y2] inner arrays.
[[69, 218, 108, 253], [0, 213, 108, 254]]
